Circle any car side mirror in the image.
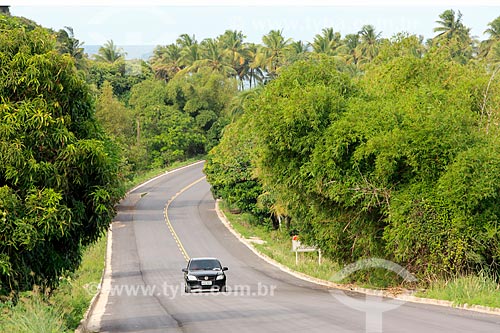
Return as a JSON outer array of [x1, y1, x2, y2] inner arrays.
[[182, 268, 188, 273], [222, 267, 228, 271]]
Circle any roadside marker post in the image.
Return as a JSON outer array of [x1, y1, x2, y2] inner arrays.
[[292, 236, 322, 265]]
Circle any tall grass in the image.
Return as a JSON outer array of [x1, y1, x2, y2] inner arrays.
[[0, 234, 106, 332], [1, 290, 66, 333], [417, 272, 500, 308]]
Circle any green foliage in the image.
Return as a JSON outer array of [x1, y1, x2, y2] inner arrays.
[[0, 16, 122, 293], [204, 111, 264, 216], [0, 291, 66, 332], [167, 68, 236, 150], [86, 58, 153, 100], [417, 271, 500, 308], [129, 78, 205, 167], [207, 37, 500, 280], [95, 81, 134, 147]]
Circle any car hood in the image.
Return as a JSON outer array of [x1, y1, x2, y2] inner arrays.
[[188, 270, 223, 277]]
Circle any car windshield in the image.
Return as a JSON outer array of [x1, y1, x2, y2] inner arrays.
[[189, 259, 221, 270]]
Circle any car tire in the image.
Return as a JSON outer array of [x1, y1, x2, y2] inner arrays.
[[185, 284, 191, 293], [220, 285, 226, 292]]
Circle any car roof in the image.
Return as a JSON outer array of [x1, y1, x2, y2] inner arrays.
[[189, 257, 220, 261]]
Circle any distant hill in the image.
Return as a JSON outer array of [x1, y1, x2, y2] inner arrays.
[[84, 45, 154, 60]]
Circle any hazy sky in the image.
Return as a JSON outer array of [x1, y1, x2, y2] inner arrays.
[[8, 1, 500, 58]]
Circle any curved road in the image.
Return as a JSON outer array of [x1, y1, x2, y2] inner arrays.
[[87, 162, 500, 332]]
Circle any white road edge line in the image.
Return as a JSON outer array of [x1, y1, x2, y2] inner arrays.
[[214, 199, 500, 317]]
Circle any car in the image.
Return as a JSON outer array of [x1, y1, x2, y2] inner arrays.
[[182, 257, 228, 293]]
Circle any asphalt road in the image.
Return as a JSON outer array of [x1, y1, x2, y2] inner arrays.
[[86, 161, 500, 332]]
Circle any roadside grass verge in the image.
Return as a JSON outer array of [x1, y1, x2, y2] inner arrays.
[[220, 201, 340, 282], [416, 273, 500, 308], [0, 234, 106, 332], [0, 158, 205, 332], [220, 200, 500, 308]]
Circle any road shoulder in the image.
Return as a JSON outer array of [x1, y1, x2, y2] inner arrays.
[[214, 199, 500, 317]]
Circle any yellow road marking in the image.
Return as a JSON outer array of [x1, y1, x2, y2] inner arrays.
[[164, 176, 206, 262]]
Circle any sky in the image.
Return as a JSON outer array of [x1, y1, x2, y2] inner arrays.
[[7, 1, 500, 59]]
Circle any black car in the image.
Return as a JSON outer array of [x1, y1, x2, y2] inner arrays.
[[182, 257, 228, 293]]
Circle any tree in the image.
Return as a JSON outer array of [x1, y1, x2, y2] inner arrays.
[[480, 16, 500, 60], [55, 26, 86, 69], [177, 33, 200, 67], [0, 16, 122, 292], [259, 29, 292, 79], [218, 30, 249, 86], [246, 43, 265, 88], [95, 81, 134, 147], [357, 25, 382, 64], [287, 40, 310, 62], [341, 33, 361, 65], [150, 43, 183, 81], [432, 9, 473, 63], [129, 79, 205, 166], [93, 39, 126, 63], [167, 69, 237, 150], [312, 27, 342, 56], [181, 38, 236, 77], [87, 58, 153, 100], [204, 111, 265, 216], [433, 9, 469, 41]]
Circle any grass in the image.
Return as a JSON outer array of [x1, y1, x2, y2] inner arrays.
[[1, 290, 66, 333], [417, 273, 500, 308], [0, 235, 107, 332], [220, 200, 500, 308], [221, 201, 341, 282], [0, 158, 205, 332]]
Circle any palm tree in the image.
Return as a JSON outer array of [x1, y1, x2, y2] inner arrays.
[[150, 43, 183, 80], [432, 9, 473, 63], [56, 26, 86, 69], [260, 30, 292, 79], [480, 16, 500, 59], [177, 34, 200, 67], [217, 30, 250, 88], [433, 9, 469, 41], [357, 25, 381, 63], [312, 28, 342, 56], [57, 27, 85, 59], [182, 38, 235, 77], [246, 43, 265, 88], [340, 33, 361, 65], [93, 40, 126, 63], [287, 40, 310, 62], [484, 16, 500, 42]]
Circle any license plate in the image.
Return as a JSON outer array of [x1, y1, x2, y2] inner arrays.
[[201, 281, 212, 286]]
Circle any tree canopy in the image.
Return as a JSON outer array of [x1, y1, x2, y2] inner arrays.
[[205, 41, 500, 279], [0, 15, 122, 292]]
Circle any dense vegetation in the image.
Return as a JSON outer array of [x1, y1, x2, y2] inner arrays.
[[0, 15, 122, 293], [205, 12, 500, 281], [1, 7, 500, 299]]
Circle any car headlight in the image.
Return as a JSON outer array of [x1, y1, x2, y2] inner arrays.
[[216, 274, 225, 280], [187, 275, 197, 281]]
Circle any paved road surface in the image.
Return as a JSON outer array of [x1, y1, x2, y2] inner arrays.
[[87, 162, 500, 332]]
